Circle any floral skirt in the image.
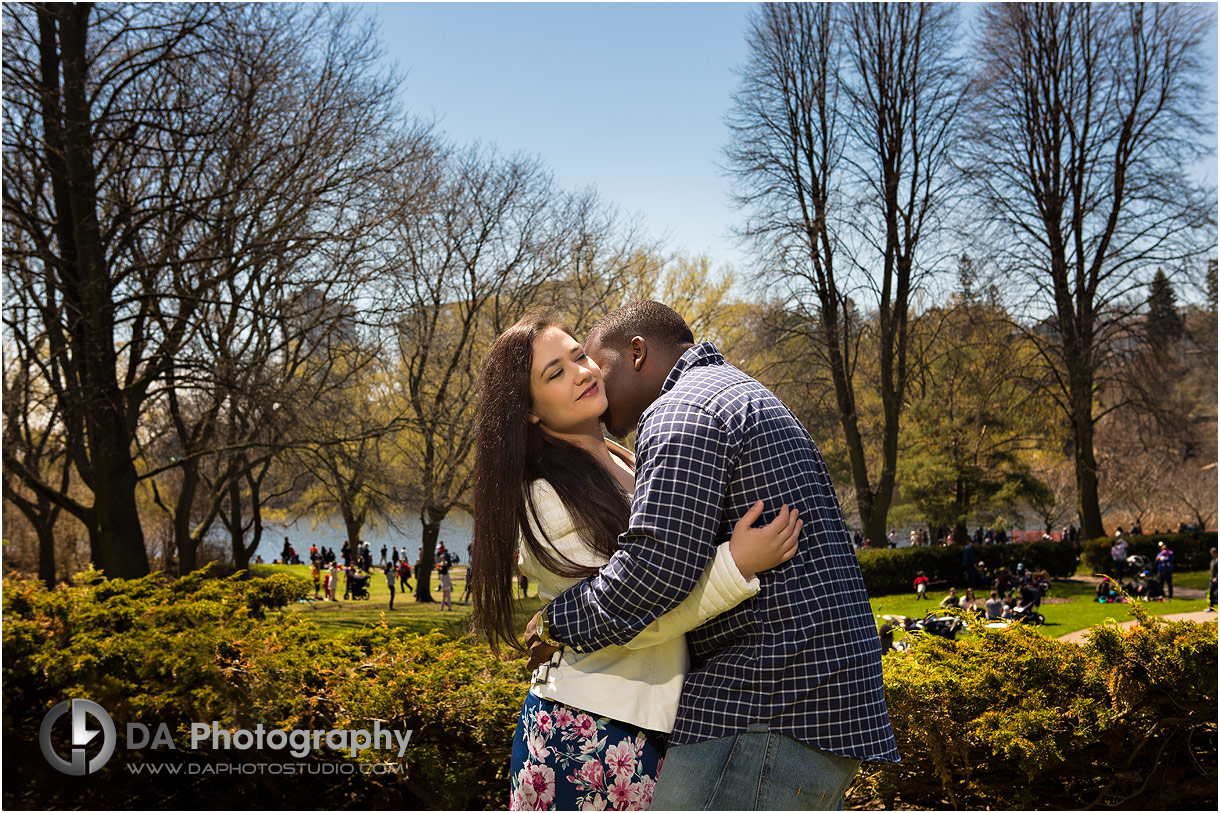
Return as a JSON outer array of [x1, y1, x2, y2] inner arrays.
[[509, 692, 667, 811]]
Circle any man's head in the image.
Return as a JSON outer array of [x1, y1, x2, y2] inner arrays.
[[584, 301, 695, 438]]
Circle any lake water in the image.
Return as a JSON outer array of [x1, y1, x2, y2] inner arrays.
[[253, 510, 474, 564]]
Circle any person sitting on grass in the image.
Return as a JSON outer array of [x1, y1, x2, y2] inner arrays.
[[994, 567, 1015, 595], [958, 587, 983, 616], [985, 591, 1004, 620], [913, 571, 930, 600], [940, 586, 959, 609], [1096, 576, 1120, 603], [1135, 570, 1163, 601]]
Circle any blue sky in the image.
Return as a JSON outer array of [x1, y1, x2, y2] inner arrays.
[[363, 1, 1218, 280], [365, 1, 756, 270]]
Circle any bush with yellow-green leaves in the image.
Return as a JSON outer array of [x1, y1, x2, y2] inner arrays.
[[856, 601, 1216, 810], [4, 568, 1214, 810], [2, 566, 525, 810]]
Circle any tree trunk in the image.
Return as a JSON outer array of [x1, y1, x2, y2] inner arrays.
[[40, 4, 148, 579], [1072, 398, 1105, 539], [340, 502, 365, 560], [225, 476, 244, 566], [233, 467, 265, 571], [414, 507, 445, 603], [175, 462, 201, 573], [821, 312, 884, 546]]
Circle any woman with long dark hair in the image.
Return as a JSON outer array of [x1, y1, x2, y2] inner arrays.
[[471, 311, 801, 811]]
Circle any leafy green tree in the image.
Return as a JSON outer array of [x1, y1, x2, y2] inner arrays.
[[899, 300, 1051, 540], [1145, 269, 1186, 352]]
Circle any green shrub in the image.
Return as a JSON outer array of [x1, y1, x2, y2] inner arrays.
[[1081, 531, 1217, 574], [854, 604, 1217, 809], [856, 540, 1079, 595], [8, 568, 1214, 811], [2, 569, 524, 811]]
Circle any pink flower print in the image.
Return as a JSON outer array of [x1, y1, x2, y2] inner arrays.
[[607, 774, 638, 810], [526, 732, 551, 763], [633, 732, 647, 757], [574, 713, 597, 739], [510, 788, 524, 811], [553, 706, 575, 729], [636, 776, 656, 807], [536, 710, 553, 736], [604, 739, 637, 779], [580, 734, 608, 755], [580, 794, 608, 811], [516, 763, 556, 810], [576, 758, 606, 791]]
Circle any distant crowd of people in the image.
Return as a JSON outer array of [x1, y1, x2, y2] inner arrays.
[[855, 526, 1020, 549], [914, 561, 1051, 623], [285, 538, 469, 611]]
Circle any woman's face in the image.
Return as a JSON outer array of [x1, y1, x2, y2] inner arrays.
[[527, 327, 608, 435]]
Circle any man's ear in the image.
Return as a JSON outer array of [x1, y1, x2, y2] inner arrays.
[[630, 336, 647, 371]]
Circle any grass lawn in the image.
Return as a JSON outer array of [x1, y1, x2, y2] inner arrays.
[[251, 563, 543, 639], [876, 574, 1214, 640], [251, 563, 1213, 643]]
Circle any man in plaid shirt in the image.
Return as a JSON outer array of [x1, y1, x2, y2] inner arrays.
[[531, 301, 899, 809]]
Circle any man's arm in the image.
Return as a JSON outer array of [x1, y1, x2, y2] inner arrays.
[[545, 402, 736, 652]]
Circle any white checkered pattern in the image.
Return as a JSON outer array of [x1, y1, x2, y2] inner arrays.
[[547, 342, 901, 763]]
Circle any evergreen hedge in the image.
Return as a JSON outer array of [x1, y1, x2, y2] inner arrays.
[[2, 567, 524, 810], [855, 539, 1080, 596], [4, 568, 1215, 810], [855, 603, 1217, 809], [1080, 531, 1217, 574]]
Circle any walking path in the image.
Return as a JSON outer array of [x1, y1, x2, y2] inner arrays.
[[1058, 609, 1217, 644], [1056, 575, 1216, 644]]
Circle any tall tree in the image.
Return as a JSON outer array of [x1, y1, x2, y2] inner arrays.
[[3, 4, 400, 576], [1145, 269, 1185, 352], [963, 2, 1214, 538], [2, 336, 73, 586], [3, 3, 229, 577], [726, 2, 965, 544]]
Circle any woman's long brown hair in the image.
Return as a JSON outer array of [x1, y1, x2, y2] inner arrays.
[[470, 311, 630, 655]]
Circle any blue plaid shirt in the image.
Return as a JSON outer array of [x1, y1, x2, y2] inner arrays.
[[547, 342, 900, 763]]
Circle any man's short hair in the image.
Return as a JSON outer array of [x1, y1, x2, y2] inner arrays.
[[589, 300, 695, 349]]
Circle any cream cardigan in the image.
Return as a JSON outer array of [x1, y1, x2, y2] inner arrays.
[[519, 469, 759, 733]]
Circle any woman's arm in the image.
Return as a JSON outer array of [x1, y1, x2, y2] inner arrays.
[[528, 482, 797, 651]]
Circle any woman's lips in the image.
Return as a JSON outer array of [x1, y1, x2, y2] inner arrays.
[[578, 382, 599, 401]]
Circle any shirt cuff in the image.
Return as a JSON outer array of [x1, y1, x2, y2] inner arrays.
[[706, 540, 762, 605]]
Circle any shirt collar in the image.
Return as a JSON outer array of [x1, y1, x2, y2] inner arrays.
[[660, 341, 725, 397]]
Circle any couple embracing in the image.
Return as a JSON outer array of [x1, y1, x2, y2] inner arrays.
[[470, 302, 899, 811]]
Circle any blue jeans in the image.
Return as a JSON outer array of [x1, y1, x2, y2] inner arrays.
[[650, 725, 860, 810]]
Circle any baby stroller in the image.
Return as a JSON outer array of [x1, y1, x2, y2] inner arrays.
[[1010, 601, 1045, 625], [1126, 554, 1152, 575], [349, 571, 371, 600], [880, 614, 965, 651]]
